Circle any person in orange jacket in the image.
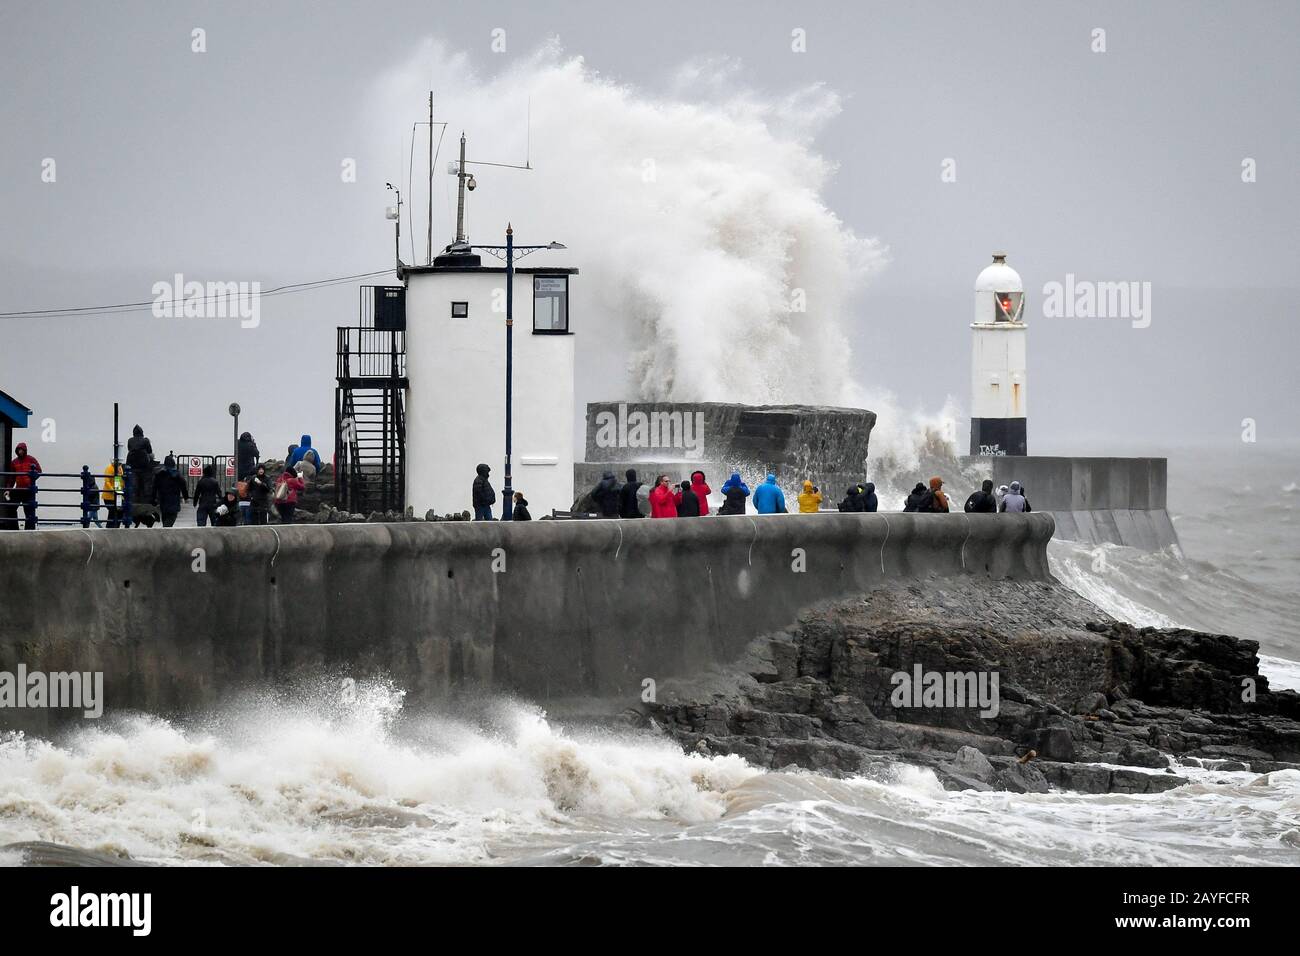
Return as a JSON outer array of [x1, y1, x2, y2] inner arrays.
[[928, 476, 950, 513]]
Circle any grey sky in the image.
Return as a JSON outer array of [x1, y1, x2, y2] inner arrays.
[[1, 0, 1296, 475]]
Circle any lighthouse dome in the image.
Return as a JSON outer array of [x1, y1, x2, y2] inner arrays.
[[974, 253, 1023, 293]]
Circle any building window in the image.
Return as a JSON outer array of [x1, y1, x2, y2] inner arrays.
[[533, 275, 568, 333], [451, 301, 469, 319]]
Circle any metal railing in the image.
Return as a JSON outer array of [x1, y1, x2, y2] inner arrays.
[[337, 326, 406, 381], [1, 467, 133, 529]]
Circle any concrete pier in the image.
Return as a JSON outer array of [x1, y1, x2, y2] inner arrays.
[[0, 513, 1054, 733]]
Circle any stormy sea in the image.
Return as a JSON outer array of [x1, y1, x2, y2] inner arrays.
[[2, 446, 1296, 868]]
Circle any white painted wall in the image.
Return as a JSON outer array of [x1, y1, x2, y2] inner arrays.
[[405, 268, 575, 517], [970, 324, 1027, 420]]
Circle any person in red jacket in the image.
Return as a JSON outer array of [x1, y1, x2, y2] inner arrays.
[[4, 442, 42, 529], [648, 474, 678, 518], [689, 470, 711, 516], [274, 467, 305, 523]]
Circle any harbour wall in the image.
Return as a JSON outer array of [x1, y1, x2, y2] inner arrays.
[[0, 513, 1054, 733], [964, 455, 1179, 551]]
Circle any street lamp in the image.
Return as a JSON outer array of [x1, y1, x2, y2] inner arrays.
[[467, 226, 566, 520], [229, 402, 240, 489]]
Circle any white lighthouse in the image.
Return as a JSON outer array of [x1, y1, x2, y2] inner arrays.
[[401, 134, 578, 517], [969, 253, 1027, 456]]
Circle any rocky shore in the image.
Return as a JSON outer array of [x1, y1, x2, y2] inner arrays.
[[638, 580, 1300, 794]]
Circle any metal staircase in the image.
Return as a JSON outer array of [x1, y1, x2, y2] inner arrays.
[[335, 287, 407, 514]]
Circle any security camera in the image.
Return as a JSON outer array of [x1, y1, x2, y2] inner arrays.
[[466, 175, 477, 191]]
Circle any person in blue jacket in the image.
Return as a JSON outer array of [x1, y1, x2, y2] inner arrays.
[[286, 434, 323, 474], [718, 471, 750, 515], [752, 474, 787, 514]]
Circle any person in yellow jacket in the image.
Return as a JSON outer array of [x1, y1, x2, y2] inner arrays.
[[797, 479, 823, 513], [103, 462, 125, 528]]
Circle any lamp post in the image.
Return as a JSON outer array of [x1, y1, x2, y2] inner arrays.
[[466, 226, 565, 520], [229, 402, 240, 488]]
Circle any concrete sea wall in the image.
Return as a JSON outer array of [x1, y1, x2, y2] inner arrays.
[[963, 455, 1179, 551], [0, 513, 1054, 733]]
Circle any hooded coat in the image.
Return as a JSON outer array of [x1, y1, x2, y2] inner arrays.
[[689, 471, 711, 516], [472, 463, 496, 508], [719, 472, 749, 515], [838, 486, 862, 512], [928, 477, 950, 513], [964, 480, 998, 514], [903, 483, 930, 512], [214, 492, 241, 527], [649, 479, 678, 518], [237, 432, 260, 480], [591, 470, 621, 517], [752, 474, 786, 514], [125, 425, 152, 473], [248, 469, 273, 507], [102, 463, 124, 505], [194, 464, 223, 509], [861, 482, 878, 513], [5, 444, 41, 490], [797, 480, 822, 513], [512, 496, 532, 521], [618, 469, 645, 518], [674, 480, 701, 517], [154, 455, 190, 514], [287, 435, 322, 473], [1000, 480, 1031, 513]]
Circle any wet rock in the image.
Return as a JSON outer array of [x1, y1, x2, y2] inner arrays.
[[1119, 741, 1168, 769], [641, 579, 1300, 794]]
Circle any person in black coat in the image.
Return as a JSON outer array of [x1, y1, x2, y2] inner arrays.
[[591, 470, 621, 518], [194, 464, 223, 527], [154, 455, 191, 527], [618, 468, 644, 518], [838, 485, 863, 512], [860, 482, 878, 513], [675, 479, 701, 517], [213, 490, 241, 527], [903, 483, 929, 512], [511, 492, 532, 521], [125, 425, 154, 503], [237, 432, 260, 481], [964, 479, 998, 514], [247, 464, 273, 525], [472, 463, 496, 520]]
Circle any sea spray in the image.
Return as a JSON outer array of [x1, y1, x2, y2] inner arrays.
[[0, 684, 757, 866], [367, 41, 887, 408]]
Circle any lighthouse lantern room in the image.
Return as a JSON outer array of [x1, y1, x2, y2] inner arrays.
[[969, 253, 1028, 456]]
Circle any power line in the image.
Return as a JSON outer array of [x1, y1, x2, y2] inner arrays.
[[0, 269, 396, 320]]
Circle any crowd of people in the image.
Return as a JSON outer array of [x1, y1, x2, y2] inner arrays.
[[4, 432, 1036, 530], [567, 469, 1031, 519], [1, 425, 328, 530]]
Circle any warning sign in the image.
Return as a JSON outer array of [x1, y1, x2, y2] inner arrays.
[[188, 456, 203, 477], [224, 457, 235, 478]]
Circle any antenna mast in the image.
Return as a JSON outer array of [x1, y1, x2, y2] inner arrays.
[[426, 92, 434, 265], [455, 132, 468, 245]]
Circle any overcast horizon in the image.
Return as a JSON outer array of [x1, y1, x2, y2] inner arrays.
[[2, 0, 1297, 475]]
